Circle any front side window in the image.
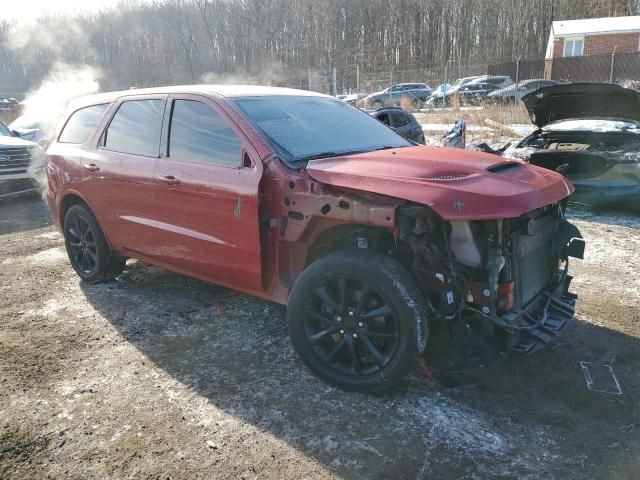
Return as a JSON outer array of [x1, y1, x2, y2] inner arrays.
[[233, 96, 410, 167], [103, 99, 165, 156], [59, 104, 108, 144], [563, 37, 584, 57], [168, 100, 241, 167]]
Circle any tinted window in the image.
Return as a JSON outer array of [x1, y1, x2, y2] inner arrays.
[[59, 104, 108, 144], [168, 100, 241, 166], [234, 96, 410, 167], [376, 112, 391, 126], [104, 99, 164, 156], [391, 112, 409, 127]]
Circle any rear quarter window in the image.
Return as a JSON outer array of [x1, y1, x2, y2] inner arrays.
[[58, 104, 109, 144]]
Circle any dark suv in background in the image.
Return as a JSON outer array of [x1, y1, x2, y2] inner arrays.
[[366, 107, 425, 143]]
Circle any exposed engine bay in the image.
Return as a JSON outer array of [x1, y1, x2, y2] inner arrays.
[[512, 128, 640, 180], [394, 202, 584, 353]]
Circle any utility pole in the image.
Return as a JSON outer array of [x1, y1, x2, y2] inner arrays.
[[356, 64, 360, 94]]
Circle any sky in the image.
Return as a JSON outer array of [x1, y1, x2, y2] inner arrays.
[[1, 0, 142, 22]]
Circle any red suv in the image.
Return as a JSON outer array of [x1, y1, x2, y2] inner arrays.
[[46, 86, 584, 392]]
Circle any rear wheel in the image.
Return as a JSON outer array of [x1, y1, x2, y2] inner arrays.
[[63, 204, 126, 283], [287, 249, 429, 392]]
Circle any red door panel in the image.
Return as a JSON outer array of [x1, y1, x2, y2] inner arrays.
[[149, 95, 263, 292]]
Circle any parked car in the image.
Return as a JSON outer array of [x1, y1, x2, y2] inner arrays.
[[9, 116, 46, 146], [366, 107, 425, 143], [467, 75, 513, 89], [488, 79, 560, 103], [0, 98, 19, 113], [431, 83, 453, 97], [364, 83, 432, 108], [46, 85, 584, 392], [341, 92, 368, 106], [511, 83, 640, 205], [426, 82, 498, 107], [0, 120, 45, 198], [450, 76, 482, 88]]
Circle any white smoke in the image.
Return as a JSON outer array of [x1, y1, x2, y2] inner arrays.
[[18, 62, 103, 142], [17, 63, 102, 198], [199, 62, 302, 88]]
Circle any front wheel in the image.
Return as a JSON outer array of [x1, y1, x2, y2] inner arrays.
[[287, 249, 429, 392]]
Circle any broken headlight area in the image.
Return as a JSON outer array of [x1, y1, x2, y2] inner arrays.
[[395, 202, 583, 353]]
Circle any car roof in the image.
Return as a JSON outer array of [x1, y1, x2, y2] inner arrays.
[[68, 85, 330, 110]]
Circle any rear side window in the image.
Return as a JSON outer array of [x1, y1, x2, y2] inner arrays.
[[103, 99, 165, 157], [59, 104, 108, 144], [168, 100, 241, 167]]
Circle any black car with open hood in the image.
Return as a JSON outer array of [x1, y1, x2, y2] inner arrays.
[[511, 83, 640, 206]]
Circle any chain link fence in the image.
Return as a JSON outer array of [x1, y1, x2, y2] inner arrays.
[[321, 51, 640, 102]]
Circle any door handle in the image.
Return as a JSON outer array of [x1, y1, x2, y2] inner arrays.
[[83, 163, 99, 172], [158, 175, 180, 185]]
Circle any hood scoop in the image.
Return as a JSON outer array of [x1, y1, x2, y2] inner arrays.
[[488, 162, 522, 174]]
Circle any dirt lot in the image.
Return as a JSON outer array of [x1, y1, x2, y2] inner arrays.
[[1, 194, 639, 479]]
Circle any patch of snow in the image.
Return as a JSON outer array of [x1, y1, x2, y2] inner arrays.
[[38, 231, 62, 239], [28, 246, 67, 263]]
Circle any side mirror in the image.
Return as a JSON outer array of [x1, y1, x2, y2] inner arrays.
[[11, 130, 21, 137]]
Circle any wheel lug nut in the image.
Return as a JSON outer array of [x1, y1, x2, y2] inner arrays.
[[352, 333, 358, 339], [339, 329, 345, 335], [348, 311, 354, 316], [336, 316, 342, 322], [358, 322, 364, 328]]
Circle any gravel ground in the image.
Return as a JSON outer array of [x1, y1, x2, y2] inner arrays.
[[1, 195, 639, 479]]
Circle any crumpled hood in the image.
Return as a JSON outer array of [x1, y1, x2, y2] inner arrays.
[[306, 146, 573, 220], [0, 135, 39, 149], [522, 83, 640, 128]]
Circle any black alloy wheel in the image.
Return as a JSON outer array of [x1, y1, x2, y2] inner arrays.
[[66, 215, 98, 275], [63, 203, 126, 283], [287, 249, 429, 392]]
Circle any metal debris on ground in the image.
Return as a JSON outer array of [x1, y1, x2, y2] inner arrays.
[[579, 361, 623, 396]]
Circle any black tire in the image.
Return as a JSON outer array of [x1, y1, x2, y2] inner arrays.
[[63, 203, 126, 283], [287, 249, 429, 392]]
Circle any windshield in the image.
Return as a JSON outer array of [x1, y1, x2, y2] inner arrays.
[[0, 121, 12, 136], [233, 96, 411, 167]]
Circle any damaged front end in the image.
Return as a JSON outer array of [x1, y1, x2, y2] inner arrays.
[[395, 201, 584, 353]]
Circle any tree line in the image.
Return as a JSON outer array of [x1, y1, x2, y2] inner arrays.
[[0, 0, 637, 95]]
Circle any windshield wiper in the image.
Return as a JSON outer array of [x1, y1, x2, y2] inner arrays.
[[298, 150, 367, 162]]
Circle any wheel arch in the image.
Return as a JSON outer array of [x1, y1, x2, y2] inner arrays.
[[59, 192, 114, 250], [277, 220, 396, 291], [306, 223, 395, 266]]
